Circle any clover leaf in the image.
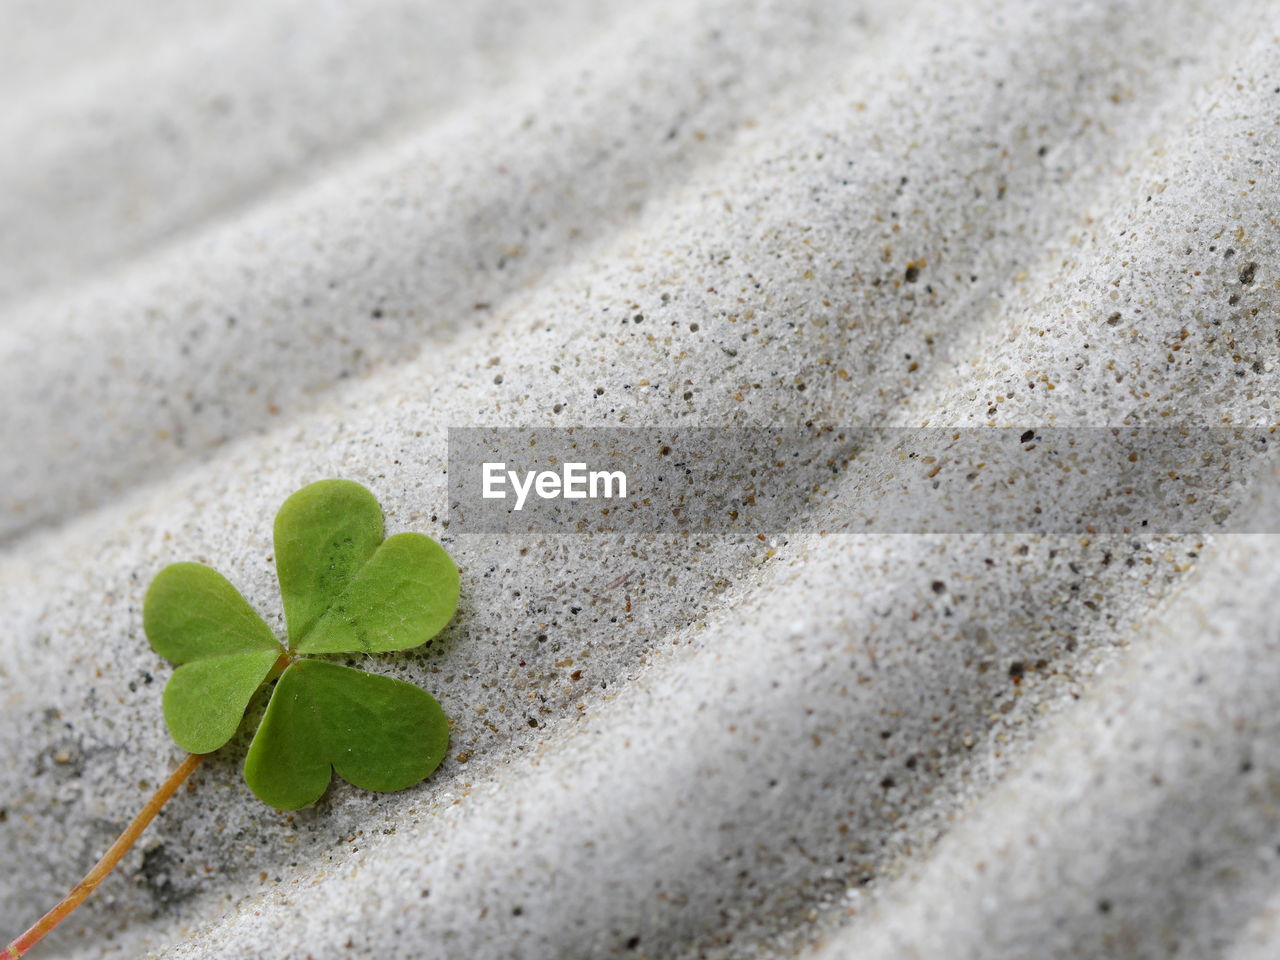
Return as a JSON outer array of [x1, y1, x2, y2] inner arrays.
[[143, 479, 459, 810], [244, 660, 448, 810], [144, 562, 284, 754]]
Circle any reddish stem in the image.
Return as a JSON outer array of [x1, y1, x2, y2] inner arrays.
[[2, 753, 204, 959]]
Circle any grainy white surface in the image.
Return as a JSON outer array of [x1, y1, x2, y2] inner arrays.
[[1, 0, 1278, 957]]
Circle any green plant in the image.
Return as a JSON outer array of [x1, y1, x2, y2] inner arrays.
[[3, 480, 459, 958]]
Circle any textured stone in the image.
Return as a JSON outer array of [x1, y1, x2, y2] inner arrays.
[[1, 0, 1278, 957]]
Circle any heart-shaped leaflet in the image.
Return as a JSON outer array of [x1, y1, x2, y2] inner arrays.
[[144, 562, 283, 754]]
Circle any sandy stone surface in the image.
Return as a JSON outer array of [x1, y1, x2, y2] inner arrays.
[[1, 0, 1278, 957]]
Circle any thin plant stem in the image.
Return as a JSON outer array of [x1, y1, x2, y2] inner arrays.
[[1, 752, 204, 959]]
